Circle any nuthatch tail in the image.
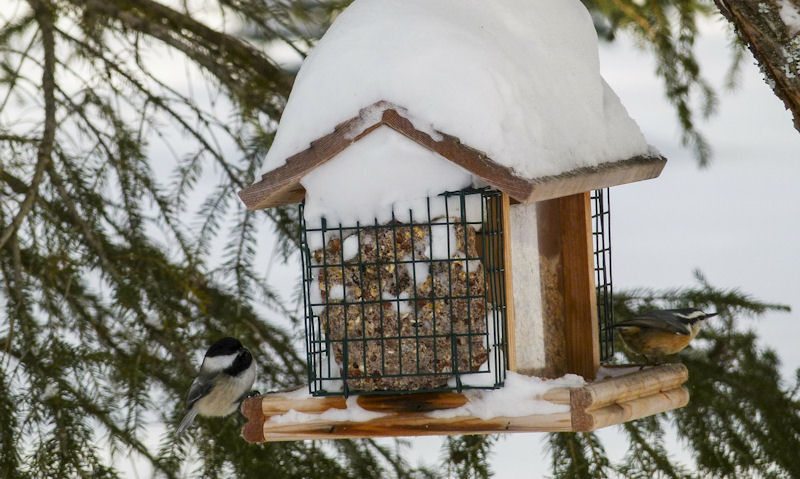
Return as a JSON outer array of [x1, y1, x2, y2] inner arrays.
[[613, 308, 718, 362]]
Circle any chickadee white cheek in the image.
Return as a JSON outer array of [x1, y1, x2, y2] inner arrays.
[[201, 353, 238, 373]]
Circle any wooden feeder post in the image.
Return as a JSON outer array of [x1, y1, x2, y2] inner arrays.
[[535, 192, 599, 380], [500, 192, 517, 372]]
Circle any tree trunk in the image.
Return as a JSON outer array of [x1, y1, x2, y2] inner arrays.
[[714, 0, 800, 133]]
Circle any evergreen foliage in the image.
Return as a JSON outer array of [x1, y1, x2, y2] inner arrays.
[[581, 0, 744, 166], [547, 432, 611, 479], [442, 435, 497, 479], [548, 272, 798, 478], [0, 0, 424, 476], [0, 1, 796, 478]]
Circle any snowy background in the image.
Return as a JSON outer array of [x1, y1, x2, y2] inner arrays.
[[120, 8, 800, 477], [240, 13, 800, 478], [399, 18, 800, 477]]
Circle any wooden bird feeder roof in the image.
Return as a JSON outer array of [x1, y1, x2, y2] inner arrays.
[[238, 101, 666, 211], [241, 364, 689, 442]]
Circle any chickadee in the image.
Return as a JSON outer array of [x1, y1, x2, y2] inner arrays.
[[613, 308, 718, 362], [176, 337, 257, 436]]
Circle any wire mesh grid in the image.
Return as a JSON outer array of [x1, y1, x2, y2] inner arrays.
[[300, 188, 507, 397], [591, 188, 614, 361]]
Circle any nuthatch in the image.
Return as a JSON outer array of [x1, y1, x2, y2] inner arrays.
[[613, 308, 718, 362]]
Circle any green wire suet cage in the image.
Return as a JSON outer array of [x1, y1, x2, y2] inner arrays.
[[301, 188, 509, 397]]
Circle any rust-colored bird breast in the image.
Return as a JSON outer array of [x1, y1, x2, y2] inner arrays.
[[618, 328, 693, 357]]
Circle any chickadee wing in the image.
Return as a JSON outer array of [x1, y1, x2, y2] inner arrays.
[[614, 316, 692, 335], [175, 408, 199, 436], [185, 373, 216, 410]]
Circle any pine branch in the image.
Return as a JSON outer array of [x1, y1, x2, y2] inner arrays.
[[0, 0, 55, 251], [2, 236, 24, 360], [612, 277, 799, 478], [0, 0, 325, 475], [713, 0, 800, 133], [584, 0, 719, 165], [0, 27, 38, 115], [442, 435, 496, 479], [77, 0, 293, 114], [55, 27, 248, 189]]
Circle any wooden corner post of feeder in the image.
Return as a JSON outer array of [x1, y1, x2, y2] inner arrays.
[[235, 101, 686, 443]]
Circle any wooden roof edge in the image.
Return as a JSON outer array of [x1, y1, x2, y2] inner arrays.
[[238, 101, 537, 210], [238, 100, 667, 210], [238, 101, 394, 210], [379, 108, 536, 202], [516, 153, 667, 204]]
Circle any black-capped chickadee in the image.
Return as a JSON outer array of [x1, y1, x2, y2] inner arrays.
[[613, 308, 718, 362], [176, 337, 257, 436]]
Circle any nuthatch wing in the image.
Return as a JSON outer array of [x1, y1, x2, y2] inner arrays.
[[613, 308, 718, 362]]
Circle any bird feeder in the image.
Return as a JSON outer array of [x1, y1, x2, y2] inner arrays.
[[236, 0, 690, 442]]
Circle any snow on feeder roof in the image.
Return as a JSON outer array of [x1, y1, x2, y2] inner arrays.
[[240, 0, 665, 213], [237, 0, 683, 443]]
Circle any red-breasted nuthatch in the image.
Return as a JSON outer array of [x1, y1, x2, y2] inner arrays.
[[613, 308, 718, 362]]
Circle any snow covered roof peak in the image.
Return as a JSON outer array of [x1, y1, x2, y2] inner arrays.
[[239, 101, 664, 210], [240, 0, 666, 211]]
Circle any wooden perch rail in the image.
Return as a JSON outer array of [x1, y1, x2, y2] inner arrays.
[[241, 364, 689, 442]]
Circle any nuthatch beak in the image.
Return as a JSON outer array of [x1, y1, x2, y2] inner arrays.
[[613, 308, 718, 363]]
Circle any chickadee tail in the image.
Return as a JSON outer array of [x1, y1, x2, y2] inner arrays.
[[175, 408, 199, 436]]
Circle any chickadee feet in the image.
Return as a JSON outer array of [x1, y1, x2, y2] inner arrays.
[[245, 390, 261, 398]]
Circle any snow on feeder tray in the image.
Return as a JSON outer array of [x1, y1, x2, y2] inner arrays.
[[236, 0, 689, 441]]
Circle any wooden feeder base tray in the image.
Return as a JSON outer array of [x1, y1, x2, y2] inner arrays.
[[241, 363, 688, 442]]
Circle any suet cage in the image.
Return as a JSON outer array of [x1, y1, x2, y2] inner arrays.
[[592, 188, 614, 362], [301, 187, 508, 396]]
